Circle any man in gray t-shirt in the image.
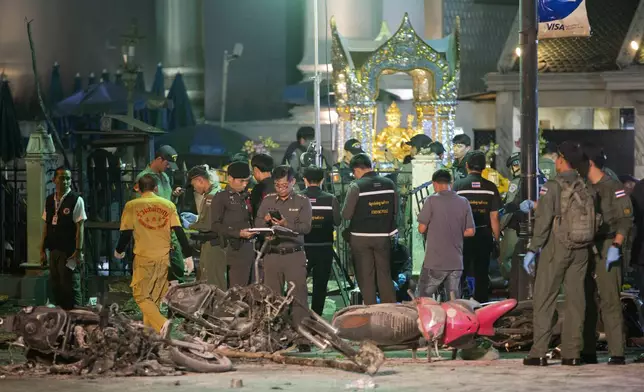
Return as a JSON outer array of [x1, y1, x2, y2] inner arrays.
[[417, 169, 475, 299]]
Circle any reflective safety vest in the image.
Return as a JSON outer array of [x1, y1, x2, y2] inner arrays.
[[350, 173, 397, 237]]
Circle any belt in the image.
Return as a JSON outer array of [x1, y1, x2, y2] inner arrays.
[[304, 242, 334, 247], [268, 246, 304, 255]]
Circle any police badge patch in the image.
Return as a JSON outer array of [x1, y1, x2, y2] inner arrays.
[[509, 183, 518, 193], [539, 186, 548, 196]]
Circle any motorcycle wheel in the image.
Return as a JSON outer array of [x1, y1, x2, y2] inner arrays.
[[169, 347, 233, 373]]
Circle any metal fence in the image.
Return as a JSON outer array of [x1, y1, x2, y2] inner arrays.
[[0, 164, 27, 274]]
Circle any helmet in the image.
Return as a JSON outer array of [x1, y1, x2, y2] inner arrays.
[[506, 153, 521, 168]]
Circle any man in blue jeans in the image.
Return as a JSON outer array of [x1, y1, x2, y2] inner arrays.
[[416, 169, 475, 299]]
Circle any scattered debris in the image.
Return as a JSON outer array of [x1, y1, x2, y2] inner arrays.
[[230, 378, 244, 388], [345, 377, 376, 390]]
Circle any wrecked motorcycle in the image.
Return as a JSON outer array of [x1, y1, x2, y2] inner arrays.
[[165, 225, 385, 375], [0, 304, 232, 375], [333, 298, 520, 359], [493, 292, 644, 351]]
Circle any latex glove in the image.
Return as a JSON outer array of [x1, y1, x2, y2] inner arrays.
[[397, 273, 407, 285], [392, 280, 399, 292], [184, 256, 195, 275], [114, 250, 126, 260], [180, 212, 198, 229], [606, 246, 620, 271], [523, 251, 536, 276], [520, 200, 535, 214]]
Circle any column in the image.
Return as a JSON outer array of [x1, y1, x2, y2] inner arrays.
[[634, 105, 644, 179], [298, 0, 384, 78], [495, 92, 518, 178], [156, 0, 204, 117], [424, 0, 443, 40], [410, 154, 441, 275]]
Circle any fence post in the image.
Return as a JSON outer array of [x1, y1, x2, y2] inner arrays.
[[23, 124, 59, 269]]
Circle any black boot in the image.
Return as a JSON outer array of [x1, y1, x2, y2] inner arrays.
[[607, 356, 626, 365], [523, 357, 548, 366]]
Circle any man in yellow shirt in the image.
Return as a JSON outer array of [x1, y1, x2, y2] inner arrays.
[[114, 174, 194, 335]]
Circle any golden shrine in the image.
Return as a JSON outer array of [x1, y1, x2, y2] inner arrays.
[[331, 13, 460, 160], [372, 102, 421, 163]]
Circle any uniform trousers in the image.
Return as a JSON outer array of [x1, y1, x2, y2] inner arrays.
[[304, 244, 334, 316], [463, 229, 493, 302], [198, 242, 227, 289], [226, 242, 255, 288], [350, 236, 396, 305], [528, 243, 588, 359], [131, 255, 169, 333], [582, 239, 624, 357], [263, 250, 309, 325], [169, 232, 185, 283], [499, 228, 518, 279], [48, 249, 82, 310]]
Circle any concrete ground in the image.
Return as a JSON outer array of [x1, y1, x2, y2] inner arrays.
[[2, 354, 644, 392]]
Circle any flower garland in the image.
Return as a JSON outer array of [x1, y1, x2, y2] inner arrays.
[[242, 136, 279, 157]]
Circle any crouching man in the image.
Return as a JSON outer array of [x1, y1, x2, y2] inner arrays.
[[115, 174, 194, 335]]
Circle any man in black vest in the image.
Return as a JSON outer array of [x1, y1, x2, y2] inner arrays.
[[40, 167, 87, 309], [453, 151, 502, 302], [342, 154, 398, 305], [301, 166, 341, 315]]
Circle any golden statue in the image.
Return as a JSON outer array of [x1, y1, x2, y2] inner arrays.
[[373, 102, 420, 164], [481, 142, 510, 195]]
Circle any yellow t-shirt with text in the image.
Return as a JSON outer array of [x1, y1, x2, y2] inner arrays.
[[120, 192, 181, 262]]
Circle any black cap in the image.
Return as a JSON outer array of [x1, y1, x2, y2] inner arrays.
[[344, 138, 364, 155], [558, 141, 584, 167], [543, 141, 558, 154], [227, 161, 251, 179], [466, 151, 486, 171], [452, 134, 472, 147], [427, 141, 446, 156], [156, 145, 178, 170], [406, 134, 433, 149], [506, 152, 521, 168]]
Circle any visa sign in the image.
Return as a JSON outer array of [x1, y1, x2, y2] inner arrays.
[[538, 0, 590, 39]]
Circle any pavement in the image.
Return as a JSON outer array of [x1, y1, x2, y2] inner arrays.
[[1, 354, 644, 392]]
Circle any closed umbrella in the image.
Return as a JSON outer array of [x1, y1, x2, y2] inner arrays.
[[48, 62, 68, 135], [88, 72, 96, 86], [114, 70, 124, 86], [100, 69, 110, 83], [133, 70, 149, 123], [167, 72, 195, 130], [73, 73, 83, 93], [0, 78, 24, 163], [150, 63, 167, 129]]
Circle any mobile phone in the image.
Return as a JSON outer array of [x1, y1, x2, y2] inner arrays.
[[269, 210, 283, 221]]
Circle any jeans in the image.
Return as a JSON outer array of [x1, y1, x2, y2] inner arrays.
[[416, 268, 463, 299]]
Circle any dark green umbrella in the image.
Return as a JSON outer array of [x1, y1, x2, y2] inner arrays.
[[134, 70, 146, 93], [88, 72, 97, 86], [49, 62, 64, 107], [0, 77, 24, 163], [101, 69, 110, 83], [114, 70, 124, 86], [150, 63, 167, 129], [167, 72, 195, 130], [73, 73, 82, 92]]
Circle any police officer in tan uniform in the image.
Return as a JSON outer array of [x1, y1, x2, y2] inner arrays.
[[186, 165, 227, 288], [210, 162, 257, 288], [255, 165, 312, 327], [581, 144, 632, 365]]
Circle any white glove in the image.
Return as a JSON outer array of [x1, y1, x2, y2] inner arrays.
[[184, 256, 194, 275], [114, 250, 126, 259]]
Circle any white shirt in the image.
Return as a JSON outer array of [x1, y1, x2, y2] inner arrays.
[[42, 191, 88, 223]]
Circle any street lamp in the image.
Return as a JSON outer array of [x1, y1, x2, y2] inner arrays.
[[220, 43, 244, 128], [120, 19, 145, 122]]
